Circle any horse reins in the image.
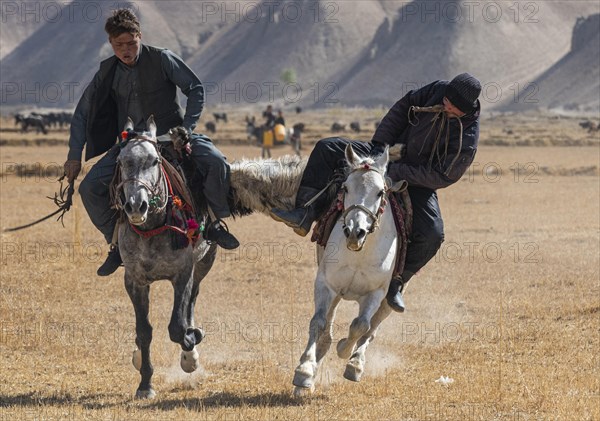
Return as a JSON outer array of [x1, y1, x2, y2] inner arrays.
[[3, 175, 75, 232]]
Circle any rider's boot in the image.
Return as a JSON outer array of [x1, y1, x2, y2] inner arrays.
[[270, 187, 324, 237], [386, 271, 414, 313], [97, 244, 123, 276], [205, 220, 240, 250]]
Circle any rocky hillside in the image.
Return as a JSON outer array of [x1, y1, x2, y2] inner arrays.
[[1, 0, 598, 111], [502, 13, 600, 113]]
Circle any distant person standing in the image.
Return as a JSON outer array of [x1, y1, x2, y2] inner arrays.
[[262, 104, 276, 128], [63, 9, 240, 277], [260, 105, 277, 158], [274, 109, 285, 126]]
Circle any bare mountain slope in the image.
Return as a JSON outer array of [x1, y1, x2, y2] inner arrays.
[[502, 13, 600, 113], [188, 0, 391, 105], [1, 0, 598, 111], [0, 0, 58, 59], [338, 1, 600, 108], [0, 1, 237, 109]]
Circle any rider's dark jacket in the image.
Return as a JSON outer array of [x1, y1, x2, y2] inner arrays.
[[372, 80, 480, 190]]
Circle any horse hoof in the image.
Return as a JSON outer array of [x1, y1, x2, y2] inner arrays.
[[336, 338, 353, 359], [132, 348, 142, 371], [293, 362, 316, 389], [135, 388, 156, 399], [180, 348, 200, 373], [343, 361, 364, 382], [293, 385, 315, 397]]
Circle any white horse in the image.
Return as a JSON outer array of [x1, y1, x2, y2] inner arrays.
[[293, 144, 407, 395]]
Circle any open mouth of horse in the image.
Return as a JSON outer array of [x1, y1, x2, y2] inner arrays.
[[347, 244, 363, 252], [346, 237, 366, 252], [128, 214, 147, 225]]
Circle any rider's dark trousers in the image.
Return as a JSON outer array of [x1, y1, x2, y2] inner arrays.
[[79, 134, 231, 244], [300, 137, 444, 274]]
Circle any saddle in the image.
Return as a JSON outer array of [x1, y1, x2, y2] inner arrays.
[[311, 188, 413, 279]]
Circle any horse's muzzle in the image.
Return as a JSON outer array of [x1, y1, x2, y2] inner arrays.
[[125, 199, 149, 225], [345, 227, 367, 251]]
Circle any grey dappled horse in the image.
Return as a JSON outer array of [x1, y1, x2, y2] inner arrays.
[[113, 117, 306, 398], [114, 117, 215, 398]]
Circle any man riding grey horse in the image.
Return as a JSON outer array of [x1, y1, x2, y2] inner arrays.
[[271, 73, 482, 313], [63, 8, 239, 277]]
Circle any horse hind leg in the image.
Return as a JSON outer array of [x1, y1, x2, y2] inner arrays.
[[344, 300, 393, 382], [125, 278, 156, 399]]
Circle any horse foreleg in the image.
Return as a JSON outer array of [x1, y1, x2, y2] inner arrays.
[[293, 276, 337, 393], [179, 250, 216, 374], [125, 277, 155, 399], [315, 294, 342, 364], [337, 289, 385, 360], [169, 268, 204, 377], [344, 299, 393, 382]]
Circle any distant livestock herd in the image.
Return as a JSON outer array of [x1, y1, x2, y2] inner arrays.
[[14, 111, 73, 134], [11, 108, 393, 148]]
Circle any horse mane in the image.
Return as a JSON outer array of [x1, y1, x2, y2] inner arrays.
[[229, 155, 307, 216]]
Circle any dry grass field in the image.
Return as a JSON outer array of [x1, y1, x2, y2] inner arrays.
[[0, 110, 598, 420]]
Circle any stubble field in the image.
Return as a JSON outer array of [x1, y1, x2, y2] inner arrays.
[[0, 109, 598, 420]]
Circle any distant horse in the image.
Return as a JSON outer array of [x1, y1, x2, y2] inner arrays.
[[112, 117, 305, 398], [19, 115, 48, 134], [292, 144, 408, 395], [213, 112, 228, 123], [113, 117, 217, 398], [331, 122, 346, 132], [205, 121, 216, 133]]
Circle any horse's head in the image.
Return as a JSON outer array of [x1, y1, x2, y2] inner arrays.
[[341, 144, 391, 251], [115, 116, 164, 226]]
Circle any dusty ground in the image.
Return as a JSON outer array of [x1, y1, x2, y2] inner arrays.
[[0, 110, 598, 420]]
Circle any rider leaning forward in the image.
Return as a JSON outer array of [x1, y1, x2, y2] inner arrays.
[[271, 73, 482, 312]]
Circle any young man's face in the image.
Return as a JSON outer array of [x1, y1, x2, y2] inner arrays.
[[110, 32, 142, 67], [443, 97, 466, 118]]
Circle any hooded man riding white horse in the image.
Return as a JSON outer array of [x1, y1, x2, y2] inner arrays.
[[63, 9, 240, 277], [271, 73, 482, 312]]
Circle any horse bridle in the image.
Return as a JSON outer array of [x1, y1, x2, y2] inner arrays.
[[340, 165, 389, 235], [113, 136, 168, 213], [338, 164, 407, 234]]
